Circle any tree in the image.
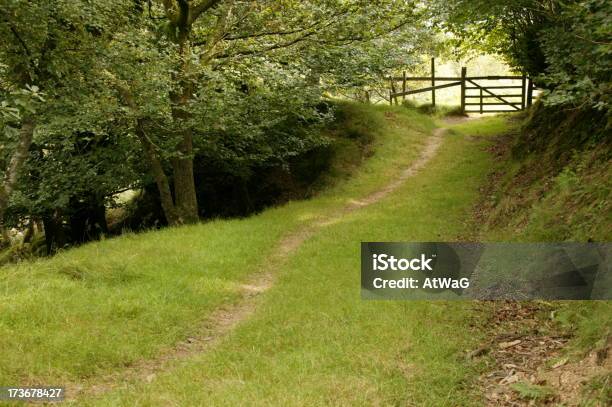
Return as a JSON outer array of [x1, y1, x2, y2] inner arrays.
[[109, 0, 425, 225], [432, 0, 611, 111], [0, 84, 42, 243], [2, 0, 433, 242], [0, 0, 134, 244], [430, 0, 555, 77]]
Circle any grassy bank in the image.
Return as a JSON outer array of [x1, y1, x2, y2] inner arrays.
[[1, 103, 440, 388], [459, 108, 611, 404], [5, 104, 603, 406], [73, 114, 508, 406], [466, 106, 612, 354], [476, 103, 611, 243]]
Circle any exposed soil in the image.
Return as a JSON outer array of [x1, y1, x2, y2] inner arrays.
[[470, 302, 611, 406], [346, 127, 444, 209]]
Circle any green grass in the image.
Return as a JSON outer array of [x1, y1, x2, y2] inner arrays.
[[510, 382, 555, 402], [6, 105, 601, 406], [482, 147, 611, 242], [71, 110, 501, 406], [476, 104, 611, 243], [0, 103, 437, 387], [552, 302, 612, 352], [401, 101, 466, 119], [447, 114, 516, 136], [452, 113, 610, 405]]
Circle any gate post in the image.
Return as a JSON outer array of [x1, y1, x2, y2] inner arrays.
[[431, 58, 436, 107], [402, 71, 407, 102], [460, 67, 467, 114], [480, 88, 483, 114], [527, 77, 534, 108], [521, 73, 527, 110]]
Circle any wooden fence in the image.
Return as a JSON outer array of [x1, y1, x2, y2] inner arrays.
[[388, 58, 536, 114]]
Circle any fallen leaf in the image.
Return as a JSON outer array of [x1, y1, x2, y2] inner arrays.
[[500, 374, 520, 385], [499, 339, 522, 349]]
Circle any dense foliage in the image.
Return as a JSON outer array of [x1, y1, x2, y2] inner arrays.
[[2, 0, 608, 251], [0, 0, 434, 249], [433, 0, 612, 112]]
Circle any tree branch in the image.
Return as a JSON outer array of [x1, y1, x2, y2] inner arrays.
[[175, 0, 190, 28], [199, 0, 234, 63], [190, 0, 222, 24], [209, 14, 345, 59], [213, 30, 316, 59], [0, 17, 35, 81], [573, 33, 612, 46], [105, 74, 179, 225], [222, 20, 323, 41], [311, 19, 411, 45], [161, 0, 179, 24]]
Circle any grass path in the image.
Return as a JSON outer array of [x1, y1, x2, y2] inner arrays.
[[74, 114, 513, 406], [0, 105, 516, 406], [68, 117, 449, 401], [0, 104, 433, 394]]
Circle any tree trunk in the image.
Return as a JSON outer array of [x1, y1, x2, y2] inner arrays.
[[169, 30, 199, 224], [157, 0, 227, 225], [115, 80, 181, 227], [171, 134, 198, 223], [42, 211, 67, 255], [0, 119, 35, 247], [135, 120, 180, 225], [68, 194, 108, 244]]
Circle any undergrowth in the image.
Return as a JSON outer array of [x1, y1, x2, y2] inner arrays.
[[470, 102, 611, 402]]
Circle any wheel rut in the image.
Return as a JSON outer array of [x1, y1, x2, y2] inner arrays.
[[67, 120, 462, 402]]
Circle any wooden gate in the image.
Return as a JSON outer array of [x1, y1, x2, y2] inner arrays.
[[388, 59, 535, 114]]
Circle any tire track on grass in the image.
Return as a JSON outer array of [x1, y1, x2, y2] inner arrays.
[[68, 122, 458, 402]]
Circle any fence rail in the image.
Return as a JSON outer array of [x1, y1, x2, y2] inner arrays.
[[392, 81, 462, 98], [388, 58, 536, 114]]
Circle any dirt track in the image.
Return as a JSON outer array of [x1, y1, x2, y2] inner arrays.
[[66, 118, 465, 401]]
